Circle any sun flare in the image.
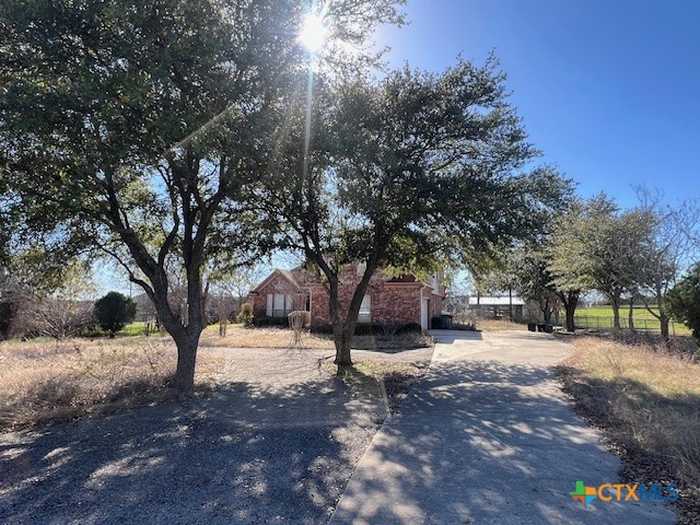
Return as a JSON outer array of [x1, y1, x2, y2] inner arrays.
[[298, 12, 329, 53]]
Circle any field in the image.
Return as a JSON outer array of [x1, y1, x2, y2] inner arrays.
[[559, 337, 700, 522], [572, 305, 690, 335]]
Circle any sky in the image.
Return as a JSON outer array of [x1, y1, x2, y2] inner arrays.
[[375, 0, 700, 208]]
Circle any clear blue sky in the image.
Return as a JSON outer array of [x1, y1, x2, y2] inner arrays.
[[376, 0, 700, 207]]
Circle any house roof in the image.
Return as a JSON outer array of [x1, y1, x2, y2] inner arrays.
[[469, 296, 525, 306], [251, 269, 301, 293]]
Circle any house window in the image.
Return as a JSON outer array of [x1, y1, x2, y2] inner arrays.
[[267, 293, 293, 317], [358, 295, 371, 322]]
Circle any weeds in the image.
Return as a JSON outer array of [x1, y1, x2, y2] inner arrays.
[[0, 337, 222, 430], [559, 337, 700, 523]]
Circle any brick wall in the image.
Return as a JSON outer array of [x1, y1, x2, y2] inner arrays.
[[249, 273, 305, 320], [250, 264, 444, 329]]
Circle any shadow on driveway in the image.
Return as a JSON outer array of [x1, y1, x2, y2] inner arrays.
[[0, 356, 385, 525], [331, 356, 676, 524]]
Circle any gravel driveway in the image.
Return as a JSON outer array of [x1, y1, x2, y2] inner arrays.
[[0, 347, 386, 524]]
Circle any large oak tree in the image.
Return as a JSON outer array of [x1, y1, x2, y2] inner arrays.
[[0, 0, 403, 392], [254, 59, 572, 368]]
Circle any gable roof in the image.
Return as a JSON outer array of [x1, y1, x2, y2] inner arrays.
[[251, 269, 301, 293]]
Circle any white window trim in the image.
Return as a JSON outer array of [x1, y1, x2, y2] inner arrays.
[[358, 294, 371, 322]]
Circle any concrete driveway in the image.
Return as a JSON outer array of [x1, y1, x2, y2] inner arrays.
[[330, 330, 676, 525]]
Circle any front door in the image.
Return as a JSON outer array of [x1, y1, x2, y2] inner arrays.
[[421, 297, 429, 331]]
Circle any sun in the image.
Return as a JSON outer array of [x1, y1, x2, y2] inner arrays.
[[298, 12, 329, 53]]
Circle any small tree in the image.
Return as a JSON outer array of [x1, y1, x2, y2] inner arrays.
[[547, 201, 595, 332], [510, 245, 560, 324], [236, 303, 254, 328], [581, 194, 631, 329], [94, 291, 137, 337], [12, 262, 96, 340], [635, 191, 698, 341], [668, 263, 700, 340]]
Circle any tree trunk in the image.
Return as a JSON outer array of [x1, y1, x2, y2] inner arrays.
[[565, 306, 576, 332], [173, 334, 200, 394], [660, 315, 670, 342], [628, 298, 635, 331], [334, 324, 353, 371], [611, 301, 621, 330]]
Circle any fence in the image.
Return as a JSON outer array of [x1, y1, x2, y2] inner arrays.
[[573, 315, 686, 335]]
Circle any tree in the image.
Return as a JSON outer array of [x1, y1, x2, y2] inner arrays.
[[1, 0, 403, 393], [635, 191, 698, 341], [510, 245, 560, 323], [254, 59, 572, 369], [94, 291, 137, 337], [668, 263, 700, 340], [207, 265, 265, 336], [547, 200, 595, 332], [473, 255, 520, 320], [579, 194, 635, 329], [12, 262, 96, 340]]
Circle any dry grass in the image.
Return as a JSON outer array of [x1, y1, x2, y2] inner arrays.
[[0, 325, 430, 432], [200, 324, 433, 351], [559, 337, 700, 521], [476, 319, 527, 332], [0, 336, 224, 431], [322, 358, 429, 413]]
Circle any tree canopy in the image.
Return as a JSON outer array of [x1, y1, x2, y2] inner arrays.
[[0, 0, 405, 391], [252, 59, 573, 365]]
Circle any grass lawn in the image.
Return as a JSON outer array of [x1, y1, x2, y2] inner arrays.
[[117, 321, 148, 336], [573, 305, 690, 335], [559, 337, 700, 522]]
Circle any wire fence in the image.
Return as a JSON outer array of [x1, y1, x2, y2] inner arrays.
[[573, 315, 686, 335]]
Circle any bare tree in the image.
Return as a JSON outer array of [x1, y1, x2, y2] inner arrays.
[[13, 263, 96, 340], [208, 266, 265, 336], [635, 191, 699, 340]]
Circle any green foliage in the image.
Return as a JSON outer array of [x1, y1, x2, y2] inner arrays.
[[94, 292, 137, 336], [236, 302, 254, 328], [547, 200, 597, 295], [668, 263, 700, 339], [256, 58, 572, 335], [0, 0, 405, 390]]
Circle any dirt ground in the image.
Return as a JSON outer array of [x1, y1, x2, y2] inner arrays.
[[0, 346, 393, 524]]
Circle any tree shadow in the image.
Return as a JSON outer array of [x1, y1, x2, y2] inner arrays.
[[0, 370, 385, 524], [332, 359, 678, 524]]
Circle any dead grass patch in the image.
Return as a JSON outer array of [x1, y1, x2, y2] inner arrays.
[[0, 336, 223, 431], [200, 324, 432, 351], [558, 337, 700, 523], [323, 359, 429, 413], [476, 319, 527, 332]]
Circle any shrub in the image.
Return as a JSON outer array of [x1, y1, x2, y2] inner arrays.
[[94, 291, 137, 337], [668, 263, 700, 340], [236, 302, 254, 327]]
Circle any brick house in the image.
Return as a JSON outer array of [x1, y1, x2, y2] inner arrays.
[[248, 263, 445, 331]]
